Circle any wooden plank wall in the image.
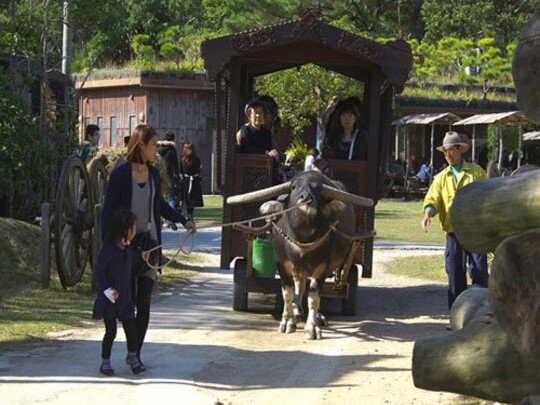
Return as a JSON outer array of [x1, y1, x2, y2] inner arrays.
[[79, 87, 145, 148], [79, 86, 214, 193], [147, 89, 214, 193]]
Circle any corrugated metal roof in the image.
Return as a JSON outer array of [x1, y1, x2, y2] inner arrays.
[[392, 112, 462, 125], [454, 111, 531, 126], [523, 131, 540, 141]]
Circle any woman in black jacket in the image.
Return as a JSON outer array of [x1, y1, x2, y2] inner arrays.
[[180, 142, 204, 221], [101, 124, 196, 368], [157, 131, 181, 210]]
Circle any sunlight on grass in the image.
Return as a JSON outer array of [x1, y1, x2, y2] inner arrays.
[[196, 195, 223, 224], [384, 254, 446, 284], [375, 199, 446, 244]]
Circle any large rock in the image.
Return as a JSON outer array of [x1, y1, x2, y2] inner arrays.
[[513, 12, 540, 123]]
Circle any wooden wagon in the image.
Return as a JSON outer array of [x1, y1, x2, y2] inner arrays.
[[201, 11, 412, 312]]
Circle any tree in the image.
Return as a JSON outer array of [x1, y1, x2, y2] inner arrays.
[[328, 0, 425, 40], [131, 34, 154, 68], [0, 68, 50, 219], [159, 26, 185, 68], [421, 0, 497, 44], [474, 37, 513, 98]]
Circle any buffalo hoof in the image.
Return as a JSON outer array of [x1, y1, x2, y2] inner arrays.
[[304, 326, 322, 340], [286, 320, 297, 334], [317, 312, 328, 327], [279, 319, 297, 334], [279, 320, 287, 333]]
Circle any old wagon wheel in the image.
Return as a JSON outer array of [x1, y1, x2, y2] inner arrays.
[[89, 157, 108, 206], [54, 155, 93, 288], [88, 157, 108, 278]]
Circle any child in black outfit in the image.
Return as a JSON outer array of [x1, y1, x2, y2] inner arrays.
[[93, 209, 148, 376]]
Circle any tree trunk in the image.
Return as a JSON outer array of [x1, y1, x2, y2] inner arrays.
[[451, 170, 540, 253], [413, 289, 540, 404], [489, 229, 540, 355]]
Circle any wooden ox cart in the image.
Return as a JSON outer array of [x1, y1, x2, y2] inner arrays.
[[201, 11, 412, 314]]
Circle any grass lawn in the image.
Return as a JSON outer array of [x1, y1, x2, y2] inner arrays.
[[374, 199, 445, 244], [385, 254, 446, 283], [195, 195, 223, 225]]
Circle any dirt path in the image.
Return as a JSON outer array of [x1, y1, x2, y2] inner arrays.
[[0, 249, 491, 405]]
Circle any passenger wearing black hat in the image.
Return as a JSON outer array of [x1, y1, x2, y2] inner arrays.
[[236, 99, 279, 159]]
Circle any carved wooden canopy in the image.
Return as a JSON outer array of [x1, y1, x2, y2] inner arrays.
[[201, 15, 412, 92]]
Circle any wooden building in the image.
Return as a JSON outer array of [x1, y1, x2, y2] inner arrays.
[[75, 70, 215, 192]]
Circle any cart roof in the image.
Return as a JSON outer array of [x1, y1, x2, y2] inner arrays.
[[201, 13, 412, 91], [453, 111, 532, 126], [392, 112, 462, 126]]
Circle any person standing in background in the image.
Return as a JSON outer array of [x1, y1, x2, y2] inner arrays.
[[421, 131, 489, 314], [180, 142, 204, 222], [77, 124, 100, 164]]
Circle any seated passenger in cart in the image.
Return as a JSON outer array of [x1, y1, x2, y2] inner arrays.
[[322, 97, 368, 161], [236, 98, 282, 183]]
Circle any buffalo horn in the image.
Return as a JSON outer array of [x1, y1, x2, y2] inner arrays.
[[321, 184, 374, 207], [226, 182, 291, 205]]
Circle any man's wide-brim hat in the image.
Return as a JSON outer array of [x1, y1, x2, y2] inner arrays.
[[436, 131, 470, 153]]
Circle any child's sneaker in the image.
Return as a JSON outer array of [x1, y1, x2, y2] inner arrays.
[[99, 364, 114, 376], [126, 354, 146, 374]]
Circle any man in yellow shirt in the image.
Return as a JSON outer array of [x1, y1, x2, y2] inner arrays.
[[421, 131, 488, 310]]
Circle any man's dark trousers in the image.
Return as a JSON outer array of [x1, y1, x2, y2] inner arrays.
[[445, 233, 489, 309]]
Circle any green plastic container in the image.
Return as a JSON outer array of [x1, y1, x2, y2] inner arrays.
[[252, 238, 276, 278]]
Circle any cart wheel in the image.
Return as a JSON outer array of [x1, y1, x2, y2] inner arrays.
[[88, 158, 108, 270], [54, 155, 93, 288], [233, 258, 248, 311], [89, 157, 108, 206], [341, 265, 358, 315]]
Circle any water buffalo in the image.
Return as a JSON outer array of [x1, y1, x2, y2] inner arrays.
[[227, 170, 373, 339]]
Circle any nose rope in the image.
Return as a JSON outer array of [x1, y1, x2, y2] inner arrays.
[[143, 199, 310, 271]]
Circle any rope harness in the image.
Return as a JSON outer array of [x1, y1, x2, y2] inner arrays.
[[143, 200, 310, 270], [144, 199, 374, 274]]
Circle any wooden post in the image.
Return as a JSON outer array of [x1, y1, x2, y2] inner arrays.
[[39, 203, 51, 288]]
